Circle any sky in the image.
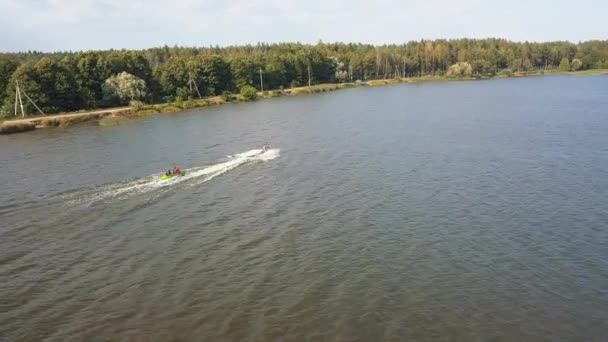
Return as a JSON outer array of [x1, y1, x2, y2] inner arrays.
[[1, 0, 606, 52]]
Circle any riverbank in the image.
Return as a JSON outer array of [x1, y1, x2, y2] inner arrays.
[[366, 68, 608, 86], [0, 107, 130, 134], [2, 68, 607, 134], [0, 84, 361, 134]]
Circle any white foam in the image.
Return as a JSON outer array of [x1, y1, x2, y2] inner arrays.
[[64, 148, 280, 205], [259, 148, 280, 161]]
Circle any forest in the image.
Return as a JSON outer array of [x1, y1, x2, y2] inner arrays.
[[1, 39, 608, 117]]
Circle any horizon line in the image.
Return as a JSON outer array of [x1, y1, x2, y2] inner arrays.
[[1, 37, 607, 54]]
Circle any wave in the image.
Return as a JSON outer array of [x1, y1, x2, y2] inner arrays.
[[61, 148, 280, 206]]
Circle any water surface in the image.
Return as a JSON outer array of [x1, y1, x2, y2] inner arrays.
[[1, 75, 608, 341]]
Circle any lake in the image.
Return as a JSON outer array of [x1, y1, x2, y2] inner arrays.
[[1, 75, 607, 341]]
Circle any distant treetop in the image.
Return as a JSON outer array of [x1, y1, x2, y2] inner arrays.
[[1, 39, 607, 116]]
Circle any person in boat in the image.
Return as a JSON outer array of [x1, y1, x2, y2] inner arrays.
[[166, 169, 173, 176], [175, 166, 181, 175], [262, 143, 268, 153]]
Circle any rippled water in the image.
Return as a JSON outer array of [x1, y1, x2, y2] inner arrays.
[[1, 75, 608, 341]]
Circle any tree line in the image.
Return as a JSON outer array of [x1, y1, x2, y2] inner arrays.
[[1, 39, 607, 116]]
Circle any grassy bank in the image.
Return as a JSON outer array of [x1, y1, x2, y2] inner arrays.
[[39, 113, 108, 128], [565, 68, 608, 75], [1, 69, 606, 134], [99, 115, 130, 127], [365, 68, 608, 86], [508, 68, 608, 77], [0, 121, 36, 134], [0, 108, 131, 134], [367, 75, 454, 86]]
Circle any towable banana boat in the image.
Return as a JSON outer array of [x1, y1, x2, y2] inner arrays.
[[161, 170, 186, 181]]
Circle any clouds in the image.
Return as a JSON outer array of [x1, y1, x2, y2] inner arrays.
[[1, 0, 606, 51]]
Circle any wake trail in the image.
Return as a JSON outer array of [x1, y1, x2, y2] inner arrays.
[[60, 148, 280, 206]]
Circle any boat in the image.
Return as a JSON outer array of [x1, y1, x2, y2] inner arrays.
[[161, 170, 186, 181]]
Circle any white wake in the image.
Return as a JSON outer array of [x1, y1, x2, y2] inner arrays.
[[63, 148, 279, 205]]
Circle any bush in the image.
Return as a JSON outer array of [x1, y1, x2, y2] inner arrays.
[[102, 72, 147, 106], [41, 116, 90, 128], [499, 68, 513, 77], [559, 58, 570, 72], [193, 100, 208, 108], [446, 62, 473, 78], [571, 58, 583, 71], [207, 97, 225, 105], [182, 100, 195, 109], [368, 80, 387, 86], [221, 91, 235, 102], [40, 118, 61, 127], [136, 109, 160, 116], [240, 85, 258, 101], [129, 100, 144, 111], [0, 106, 10, 119], [291, 88, 311, 95], [159, 105, 181, 113]]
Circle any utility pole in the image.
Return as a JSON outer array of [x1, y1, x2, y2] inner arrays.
[[14, 85, 18, 117], [189, 78, 202, 98], [259, 68, 264, 92], [307, 65, 311, 88], [15, 81, 25, 118], [21, 90, 45, 116], [14, 80, 45, 117]]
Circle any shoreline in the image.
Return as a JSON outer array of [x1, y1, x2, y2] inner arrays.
[[2, 69, 607, 135]]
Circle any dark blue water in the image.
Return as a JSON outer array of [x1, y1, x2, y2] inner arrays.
[[1, 75, 607, 341]]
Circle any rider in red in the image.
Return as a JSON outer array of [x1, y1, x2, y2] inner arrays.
[[175, 166, 181, 175]]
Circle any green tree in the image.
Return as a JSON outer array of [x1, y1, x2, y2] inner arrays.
[[571, 58, 583, 71], [335, 60, 349, 82], [154, 56, 189, 98], [559, 58, 571, 71], [0, 59, 19, 104], [106, 51, 156, 101], [197, 55, 232, 95], [471, 59, 494, 76], [264, 55, 289, 89], [102, 72, 147, 106], [446, 62, 472, 78], [0, 39, 607, 114], [106, 51, 153, 83], [155, 55, 231, 98], [4, 57, 81, 114], [240, 85, 257, 101], [73, 51, 109, 108], [230, 57, 258, 90]]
